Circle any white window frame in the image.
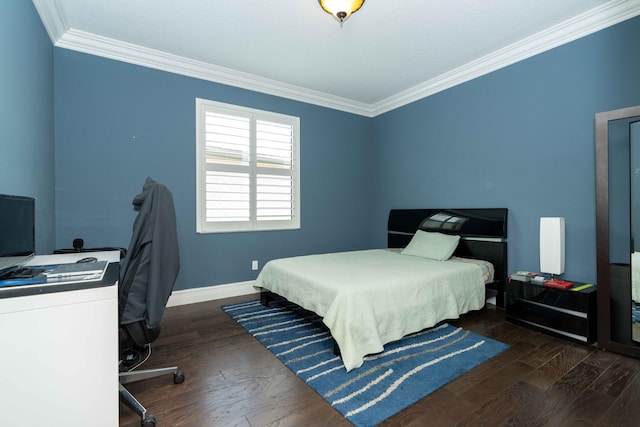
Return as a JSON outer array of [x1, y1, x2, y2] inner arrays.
[[196, 98, 300, 233]]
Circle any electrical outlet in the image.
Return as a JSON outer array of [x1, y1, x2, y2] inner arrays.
[[252, 260, 259, 271]]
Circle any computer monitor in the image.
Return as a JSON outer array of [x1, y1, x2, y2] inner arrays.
[[0, 194, 35, 277]]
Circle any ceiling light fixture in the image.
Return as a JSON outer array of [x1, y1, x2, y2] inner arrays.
[[318, 0, 365, 26]]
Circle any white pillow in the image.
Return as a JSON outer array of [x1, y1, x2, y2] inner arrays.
[[401, 230, 460, 261]]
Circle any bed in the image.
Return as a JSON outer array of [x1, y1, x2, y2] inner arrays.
[[254, 208, 508, 371]]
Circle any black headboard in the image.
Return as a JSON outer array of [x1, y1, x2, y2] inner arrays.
[[388, 208, 508, 243], [387, 208, 509, 307]]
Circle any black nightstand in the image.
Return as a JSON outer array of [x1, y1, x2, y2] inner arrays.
[[505, 278, 597, 344]]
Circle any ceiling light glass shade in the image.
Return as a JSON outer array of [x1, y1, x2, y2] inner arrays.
[[318, 0, 365, 25]]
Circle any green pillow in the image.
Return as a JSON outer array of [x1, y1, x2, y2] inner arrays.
[[401, 230, 460, 261]]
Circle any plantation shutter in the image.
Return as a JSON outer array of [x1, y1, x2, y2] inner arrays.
[[256, 119, 294, 222], [197, 99, 299, 233]]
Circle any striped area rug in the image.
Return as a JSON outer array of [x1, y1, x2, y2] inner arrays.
[[223, 300, 508, 427]]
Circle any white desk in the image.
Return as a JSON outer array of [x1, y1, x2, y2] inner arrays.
[[0, 251, 120, 427]]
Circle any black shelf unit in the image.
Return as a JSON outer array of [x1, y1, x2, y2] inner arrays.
[[506, 278, 597, 344]]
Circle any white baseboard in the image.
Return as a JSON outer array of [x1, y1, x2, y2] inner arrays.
[[167, 281, 259, 307]]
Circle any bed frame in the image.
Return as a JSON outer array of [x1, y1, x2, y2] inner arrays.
[[260, 208, 509, 356]]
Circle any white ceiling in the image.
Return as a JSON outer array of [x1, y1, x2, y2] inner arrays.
[[33, 0, 640, 116]]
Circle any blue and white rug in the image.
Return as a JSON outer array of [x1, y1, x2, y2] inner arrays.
[[223, 300, 508, 427]]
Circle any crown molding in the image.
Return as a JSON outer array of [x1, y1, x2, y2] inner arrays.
[[33, 0, 640, 118], [54, 28, 373, 116], [32, 0, 68, 43], [371, 0, 640, 116]]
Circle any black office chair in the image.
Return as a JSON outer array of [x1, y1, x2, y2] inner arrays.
[[118, 177, 184, 427]]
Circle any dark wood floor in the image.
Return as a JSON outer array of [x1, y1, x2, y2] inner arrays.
[[119, 295, 640, 427]]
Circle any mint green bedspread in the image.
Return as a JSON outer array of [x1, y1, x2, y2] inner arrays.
[[254, 249, 486, 371]]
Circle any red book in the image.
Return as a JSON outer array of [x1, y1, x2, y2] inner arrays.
[[544, 279, 574, 289]]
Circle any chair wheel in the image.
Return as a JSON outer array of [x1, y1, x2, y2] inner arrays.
[[174, 370, 185, 384], [142, 414, 156, 426]]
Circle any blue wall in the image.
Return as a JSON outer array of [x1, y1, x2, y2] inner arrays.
[[371, 16, 640, 283], [0, 1, 55, 253], [53, 50, 373, 290], [5, 4, 639, 289]]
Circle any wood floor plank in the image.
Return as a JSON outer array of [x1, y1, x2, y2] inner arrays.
[[597, 363, 640, 426], [547, 388, 614, 427], [588, 355, 640, 398], [118, 297, 640, 426], [456, 380, 541, 427], [516, 341, 565, 368], [551, 361, 604, 399], [456, 360, 536, 408], [522, 345, 593, 390], [387, 387, 477, 427]]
